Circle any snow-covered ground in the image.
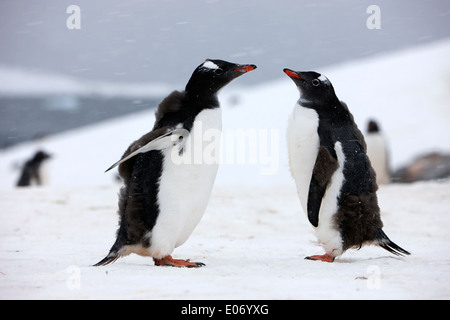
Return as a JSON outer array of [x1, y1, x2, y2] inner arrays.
[[1, 39, 449, 299], [0, 182, 449, 299]]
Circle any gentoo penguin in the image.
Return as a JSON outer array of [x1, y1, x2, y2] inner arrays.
[[94, 59, 256, 268], [284, 69, 410, 262], [365, 119, 391, 184], [16, 150, 51, 187]]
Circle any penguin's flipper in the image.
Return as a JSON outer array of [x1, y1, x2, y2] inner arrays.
[[105, 128, 188, 173], [307, 145, 339, 227]]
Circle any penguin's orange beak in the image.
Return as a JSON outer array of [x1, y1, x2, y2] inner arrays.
[[283, 69, 301, 79], [235, 65, 257, 73]]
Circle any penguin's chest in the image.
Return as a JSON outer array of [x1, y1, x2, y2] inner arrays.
[[287, 105, 320, 213], [150, 108, 222, 254]]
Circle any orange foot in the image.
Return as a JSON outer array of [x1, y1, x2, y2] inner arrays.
[[305, 253, 335, 263], [153, 255, 205, 268]]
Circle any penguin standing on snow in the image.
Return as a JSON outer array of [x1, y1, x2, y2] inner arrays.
[[16, 150, 51, 187], [365, 119, 391, 185], [284, 69, 409, 262], [94, 59, 256, 267]]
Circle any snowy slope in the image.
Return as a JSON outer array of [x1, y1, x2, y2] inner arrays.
[[0, 39, 449, 188], [216, 39, 450, 186], [0, 65, 172, 98], [0, 40, 450, 300]]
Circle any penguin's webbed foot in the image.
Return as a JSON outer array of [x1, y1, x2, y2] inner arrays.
[[153, 255, 205, 268], [305, 253, 335, 263]]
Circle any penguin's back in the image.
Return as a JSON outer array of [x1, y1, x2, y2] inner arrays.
[[329, 120, 384, 251], [120, 149, 164, 246]]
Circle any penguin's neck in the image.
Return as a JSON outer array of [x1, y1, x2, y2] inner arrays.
[[300, 99, 349, 124], [186, 90, 220, 111]]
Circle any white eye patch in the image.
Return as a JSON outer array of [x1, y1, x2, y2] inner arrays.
[[202, 60, 219, 70], [317, 74, 328, 82]]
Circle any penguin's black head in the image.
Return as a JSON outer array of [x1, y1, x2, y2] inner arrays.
[[29, 150, 51, 166], [367, 119, 380, 133], [33, 150, 51, 162], [283, 69, 338, 107], [186, 59, 257, 97]]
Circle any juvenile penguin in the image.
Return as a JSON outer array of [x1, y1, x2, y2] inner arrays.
[[365, 119, 391, 185], [17, 150, 51, 187], [95, 59, 256, 267], [284, 69, 409, 262]]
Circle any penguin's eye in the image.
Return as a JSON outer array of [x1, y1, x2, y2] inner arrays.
[[214, 68, 224, 75], [312, 79, 321, 86]]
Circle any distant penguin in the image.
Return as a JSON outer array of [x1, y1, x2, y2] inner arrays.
[[16, 150, 51, 187], [94, 59, 257, 267], [284, 69, 409, 262], [365, 119, 391, 185]]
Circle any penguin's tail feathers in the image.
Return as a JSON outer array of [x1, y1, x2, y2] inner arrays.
[[375, 229, 411, 257], [93, 251, 121, 267]]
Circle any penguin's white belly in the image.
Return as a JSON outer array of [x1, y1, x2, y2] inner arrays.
[[366, 134, 390, 184], [148, 108, 221, 258], [287, 104, 345, 255], [287, 105, 320, 214]]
